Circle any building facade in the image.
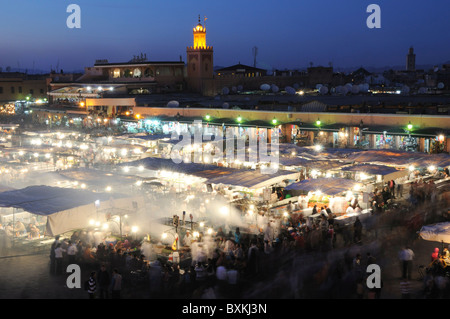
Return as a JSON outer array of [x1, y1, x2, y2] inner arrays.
[[0, 72, 49, 103]]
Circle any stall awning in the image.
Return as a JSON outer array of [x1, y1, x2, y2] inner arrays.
[[284, 177, 362, 195], [339, 163, 408, 182], [419, 222, 450, 244], [345, 149, 450, 168], [205, 169, 299, 189], [340, 163, 400, 176], [124, 157, 299, 189], [0, 185, 124, 216]]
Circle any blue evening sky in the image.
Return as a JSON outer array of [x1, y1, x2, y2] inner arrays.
[[0, 0, 449, 72]]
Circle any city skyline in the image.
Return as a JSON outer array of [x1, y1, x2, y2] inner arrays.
[[0, 0, 449, 72]]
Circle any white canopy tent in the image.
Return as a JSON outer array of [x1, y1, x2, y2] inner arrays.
[[419, 222, 450, 244], [0, 185, 144, 236]]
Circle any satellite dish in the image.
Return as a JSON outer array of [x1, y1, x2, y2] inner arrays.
[[363, 83, 369, 92], [319, 86, 328, 95], [271, 84, 279, 93], [438, 82, 445, 89], [167, 100, 179, 108], [222, 87, 230, 95], [316, 84, 323, 90], [351, 85, 360, 94], [401, 85, 410, 95], [342, 86, 349, 95], [418, 87, 427, 94], [231, 86, 237, 93], [222, 102, 230, 109], [260, 84, 271, 91], [285, 86, 296, 95]]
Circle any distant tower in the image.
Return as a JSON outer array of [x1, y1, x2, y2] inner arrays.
[[252, 46, 258, 68], [406, 47, 416, 72], [186, 15, 214, 93]]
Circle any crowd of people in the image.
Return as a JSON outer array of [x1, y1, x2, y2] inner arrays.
[[40, 170, 449, 299], [46, 205, 377, 299]]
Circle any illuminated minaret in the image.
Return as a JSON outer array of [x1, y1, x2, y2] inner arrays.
[[193, 16, 207, 49], [187, 15, 214, 93]]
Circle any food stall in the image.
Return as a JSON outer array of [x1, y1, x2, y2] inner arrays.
[[283, 177, 372, 224]]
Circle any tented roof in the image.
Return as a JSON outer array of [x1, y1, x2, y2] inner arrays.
[[55, 169, 139, 189], [344, 149, 450, 168], [340, 164, 401, 176], [205, 169, 299, 189], [419, 222, 450, 244], [0, 185, 124, 216], [125, 157, 298, 189], [284, 177, 361, 195]]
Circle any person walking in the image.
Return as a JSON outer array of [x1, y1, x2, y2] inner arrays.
[[87, 271, 97, 299], [326, 225, 334, 250], [353, 217, 363, 244], [263, 222, 274, 254], [54, 243, 65, 275], [389, 180, 396, 199], [49, 235, 60, 275], [67, 241, 78, 265], [110, 268, 122, 299], [97, 264, 110, 299], [399, 246, 415, 280], [234, 227, 241, 245]]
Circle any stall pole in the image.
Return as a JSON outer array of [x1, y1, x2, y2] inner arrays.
[[12, 208, 16, 247]]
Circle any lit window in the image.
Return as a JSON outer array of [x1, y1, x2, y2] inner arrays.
[[133, 68, 142, 78]]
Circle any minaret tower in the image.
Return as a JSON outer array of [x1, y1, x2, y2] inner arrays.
[[406, 47, 416, 72], [186, 15, 214, 93]]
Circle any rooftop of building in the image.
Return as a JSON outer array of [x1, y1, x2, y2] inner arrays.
[[216, 63, 267, 73]]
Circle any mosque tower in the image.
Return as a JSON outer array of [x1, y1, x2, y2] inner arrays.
[[406, 47, 416, 72], [186, 15, 214, 93]]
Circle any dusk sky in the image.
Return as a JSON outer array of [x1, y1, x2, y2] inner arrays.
[[0, 0, 449, 72]]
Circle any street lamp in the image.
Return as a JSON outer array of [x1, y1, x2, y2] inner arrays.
[[407, 122, 413, 131], [131, 225, 138, 240]]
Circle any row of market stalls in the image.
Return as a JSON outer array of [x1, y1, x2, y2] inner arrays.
[[0, 129, 449, 248], [0, 185, 139, 235]]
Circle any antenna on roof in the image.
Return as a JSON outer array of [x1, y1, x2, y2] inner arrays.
[[252, 46, 258, 68]]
